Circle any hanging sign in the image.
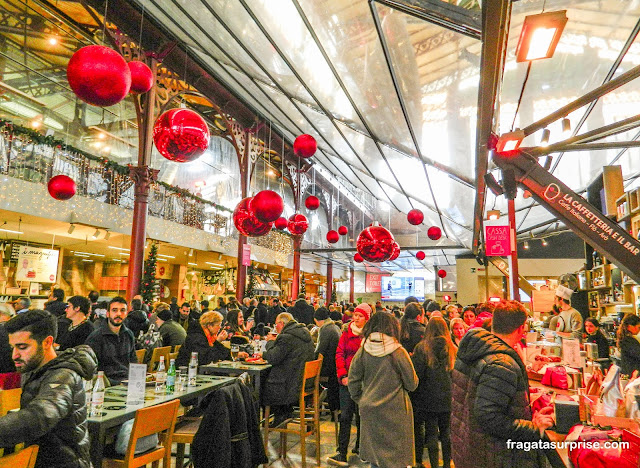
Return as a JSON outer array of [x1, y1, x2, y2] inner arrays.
[[484, 223, 511, 257], [365, 273, 387, 292], [242, 244, 251, 267], [15, 246, 59, 283]]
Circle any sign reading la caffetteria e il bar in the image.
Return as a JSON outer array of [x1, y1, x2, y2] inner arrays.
[[492, 151, 640, 284]]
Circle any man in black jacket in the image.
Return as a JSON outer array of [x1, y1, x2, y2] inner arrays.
[[262, 312, 315, 426], [451, 300, 556, 468], [0, 303, 16, 376], [45, 288, 67, 318], [288, 294, 315, 325], [0, 309, 97, 468], [314, 307, 341, 412], [266, 297, 284, 326]]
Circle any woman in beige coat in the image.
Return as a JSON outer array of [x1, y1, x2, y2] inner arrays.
[[348, 312, 419, 468]]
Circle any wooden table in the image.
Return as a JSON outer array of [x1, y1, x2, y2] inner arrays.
[[199, 360, 271, 402], [87, 375, 235, 468]]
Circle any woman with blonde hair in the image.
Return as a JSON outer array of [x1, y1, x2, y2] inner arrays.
[[450, 317, 468, 347], [410, 317, 456, 468]]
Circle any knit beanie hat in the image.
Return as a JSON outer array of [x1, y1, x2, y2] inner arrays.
[[157, 308, 173, 322], [314, 307, 330, 321], [354, 303, 372, 321]]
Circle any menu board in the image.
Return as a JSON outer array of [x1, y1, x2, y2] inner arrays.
[[15, 245, 59, 283]]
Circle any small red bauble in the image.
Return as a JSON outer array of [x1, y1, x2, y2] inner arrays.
[[287, 214, 309, 235], [326, 230, 339, 244], [356, 224, 396, 262], [354, 253, 364, 263], [293, 134, 317, 158], [416, 251, 426, 261], [338, 225, 348, 236], [407, 209, 424, 225], [427, 226, 442, 240], [274, 217, 288, 230], [305, 195, 320, 210], [250, 190, 284, 223], [153, 109, 210, 163], [67, 45, 131, 107], [47, 175, 76, 200], [438, 269, 447, 278], [389, 242, 400, 261], [128, 61, 154, 94], [233, 197, 272, 237]]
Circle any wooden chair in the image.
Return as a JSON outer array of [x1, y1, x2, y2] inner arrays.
[[147, 346, 171, 372], [0, 444, 38, 468], [263, 357, 323, 468], [135, 349, 146, 365], [317, 353, 339, 444], [173, 345, 181, 354], [0, 388, 21, 416], [173, 417, 202, 468], [102, 399, 180, 468], [168, 352, 178, 363]]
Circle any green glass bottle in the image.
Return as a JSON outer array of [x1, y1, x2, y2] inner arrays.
[[166, 358, 176, 393]]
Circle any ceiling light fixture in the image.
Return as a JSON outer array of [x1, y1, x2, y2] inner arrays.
[[515, 10, 568, 62], [157, 254, 175, 259], [188, 248, 194, 257], [562, 118, 571, 137], [104, 230, 110, 240], [92, 229, 100, 239], [67, 224, 75, 234], [108, 246, 129, 251], [0, 224, 23, 234], [496, 129, 525, 153], [542, 238, 549, 246], [523, 241, 530, 250], [487, 210, 501, 221], [188, 262, 197, 266], [540, 128, 550, 146]]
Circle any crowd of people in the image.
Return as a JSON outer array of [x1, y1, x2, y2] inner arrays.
[[0, 287, 639, 468]]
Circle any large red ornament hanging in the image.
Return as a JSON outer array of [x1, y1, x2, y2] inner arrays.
[[274, 217, 288, 230], [128, 61, 154, 94], [416, 251, 426, 261], [293, 134, 317, 158], [427, 226, 442, 241], [338, 225, 348, 236], [326, 230, 339, 244], [305, 195, 320, 210], [389, 242, 400, 261], [438, 269, 447, 279], [153, 108, 210, 163], [233, 197, 272, 237], [250, 190, 284, 223], [356, 224, 395, 262], [67, 45, 131, 107], [354, 253, 364, 263], [287, 214, 309, 235], [47, 175, 76, 201], [407, 209, 424, 225]]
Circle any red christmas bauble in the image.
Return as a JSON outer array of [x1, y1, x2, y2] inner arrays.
[[305, 195, 320, 210], [326, 230, 339, 244], [153, 109, 210, 163], [438, 269, 447, 278], [287, 214, 309, 235], [416, 251, 426, 260], [293, 134, 317, 158], [274, 217, 288, 230], [354, 253, 364, 263], [356, 224, 395, 262], [48, 175, 76, 200], [128, 60, 153, 94], [233, 197, 272, 237], [407, 209, 424, 225], [250, 190, 284, 223], [67, 45, 131, 106], [338, 225, 348, 236], [389, 242, 400, 261], [427, 226, 442, 240]]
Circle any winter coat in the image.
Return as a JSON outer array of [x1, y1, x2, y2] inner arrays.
[[0, 322, 15, 373], [85, 321, 137, 385], [0, 345, 97, 468], [288, 299, 314, 325], [620, 335, 640, 376], [158, 319, 187, 348], [348, 333, 418, 468], [315, 320, 341, 381], [124, 309, 150, 340], [262, 321, 315, 406], [256, 303, 269, 325], [45, 299, 67, 318], [335, 322, 363, 381], [56, 319, 94, 352], [266, 305, 285, 327], [410, 339, 452, 412], [451, 328, 551, 468], [175, 323, 231, 368], [191, 379, 268, 468], [400, 319, 425, 354]]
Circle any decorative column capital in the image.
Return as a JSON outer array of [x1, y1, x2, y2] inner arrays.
[[128, 165, 160, 200]]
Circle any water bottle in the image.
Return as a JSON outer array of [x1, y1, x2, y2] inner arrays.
[[155, 356, 166, 394], [188, 352, 198, 386], [90, 371, 105, 417], [166, 359, 176, 393]]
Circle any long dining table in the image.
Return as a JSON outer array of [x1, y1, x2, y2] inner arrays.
[[86, 374, 235, 468]]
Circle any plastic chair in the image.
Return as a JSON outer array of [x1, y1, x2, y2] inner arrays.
[[135, 349, 146, 364], [263, 357, 323, 468], [102, 399, 180, 468], [0, 388, 21, 416], [0, 444, 38, 468], [147, 346, 171, 372]]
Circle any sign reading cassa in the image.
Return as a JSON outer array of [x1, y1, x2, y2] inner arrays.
[[484, 224, 511, 257]]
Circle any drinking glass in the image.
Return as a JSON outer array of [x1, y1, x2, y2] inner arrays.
[[231, 344, 239, 361]]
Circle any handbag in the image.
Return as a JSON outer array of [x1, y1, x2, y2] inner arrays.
[[599, 364, 625, 417], [542, 365, 569, 390]]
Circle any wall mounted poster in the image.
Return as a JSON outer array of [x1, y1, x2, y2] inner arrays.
[[15, 245, 59, 283]]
